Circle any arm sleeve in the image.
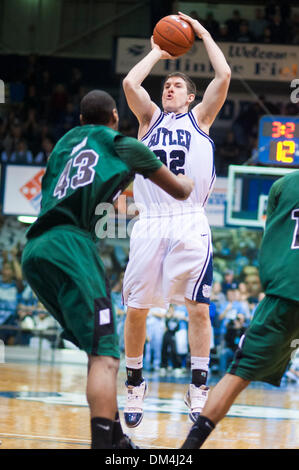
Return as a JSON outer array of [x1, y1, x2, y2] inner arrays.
[[266, 177, 284, 222], [114, 135, 163, 178]]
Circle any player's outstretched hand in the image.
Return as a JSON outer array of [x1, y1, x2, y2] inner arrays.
[[150, 36, 180, 60], [178, 11, 210, 39]]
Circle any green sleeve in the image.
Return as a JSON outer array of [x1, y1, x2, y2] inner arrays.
[[114, 135, 162, 177], [266, 177, 284, 221]]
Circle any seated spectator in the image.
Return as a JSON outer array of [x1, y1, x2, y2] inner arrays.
[[221, 269, 238, 295], [35, 136, 54, 164], [218, 288, 249, 337], [204, 12, 219, 37], [217, 131, 243, 175], [219, 313, 247, 374], [210, 281, 226, 311], [235, 21, 255, 42], [215, 23, 234, 42], [259, 26, 272, 43], [10, 139, 33, 164], [249, 7, 269, 41], [173, 305, 189, 370], [269, 13, 289, 44], [160, 305, 181, 376], [111, 272, 126, 353], [23, 108, 41, 155], [244, 271, 262, 304], [144, 307, 166, 372], [0, 252, 24, 344], [226, 9, 242, 40]]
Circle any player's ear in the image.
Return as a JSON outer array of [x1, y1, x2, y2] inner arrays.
[[111, 108, 119, 130], [79, 114, 84, 125], [187, 94, 195, 105]]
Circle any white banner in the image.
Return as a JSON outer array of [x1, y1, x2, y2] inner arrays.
[[116, 38, 298, 82], [2, 165, 46, 216], [205, 177, 227, 227]]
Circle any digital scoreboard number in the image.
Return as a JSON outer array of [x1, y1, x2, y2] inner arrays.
[[257, 116, 299, 166]]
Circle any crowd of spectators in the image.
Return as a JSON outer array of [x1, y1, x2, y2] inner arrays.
[[191, 4, 299, 45]]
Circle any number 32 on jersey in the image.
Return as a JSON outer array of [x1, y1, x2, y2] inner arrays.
[[53, 149, 99, 199]]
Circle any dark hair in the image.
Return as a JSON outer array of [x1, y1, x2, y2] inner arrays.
[[162, 72, 197, 96], [80, 90, 116, 125]]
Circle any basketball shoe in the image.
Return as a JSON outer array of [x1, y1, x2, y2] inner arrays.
[[184, 384, 209, 422], [124, 380, 148, 428], [115, 434, 140, 449]]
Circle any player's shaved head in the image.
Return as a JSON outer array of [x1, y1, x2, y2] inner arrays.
[[80, 90, 117, 125]]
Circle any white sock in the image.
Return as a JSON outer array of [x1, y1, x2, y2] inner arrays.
[[190, 356, 210, 372], [125, 355, 143, 369]]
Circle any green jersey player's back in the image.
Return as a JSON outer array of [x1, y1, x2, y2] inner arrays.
[[27, 125, 162, 240], [259, 170, 299, 302]]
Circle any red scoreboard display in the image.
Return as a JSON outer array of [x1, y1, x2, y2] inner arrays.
[[257, 116, 299, 166]]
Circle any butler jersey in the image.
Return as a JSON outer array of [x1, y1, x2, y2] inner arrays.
[[133, 108, 215, 215], [259, 170, 299, 302]]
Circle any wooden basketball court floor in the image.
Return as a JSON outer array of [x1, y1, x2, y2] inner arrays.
[[0, 360, 299, 450]]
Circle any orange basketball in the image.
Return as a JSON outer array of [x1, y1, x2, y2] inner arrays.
[[153, 15, 195, 56]]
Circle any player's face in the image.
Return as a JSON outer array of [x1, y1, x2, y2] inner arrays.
[[162, 77, 194, 114]]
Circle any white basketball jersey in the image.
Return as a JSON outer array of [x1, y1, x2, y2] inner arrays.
[[133, 108, 215, 215]]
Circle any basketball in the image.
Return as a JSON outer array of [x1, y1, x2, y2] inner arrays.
[[153, 15, 195, 56]]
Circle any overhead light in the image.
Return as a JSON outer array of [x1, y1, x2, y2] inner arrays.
[[17, 216, 37, 224]]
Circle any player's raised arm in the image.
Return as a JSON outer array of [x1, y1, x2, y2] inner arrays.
[[178, 12, 231, 131], [122, 38, 177, 136]]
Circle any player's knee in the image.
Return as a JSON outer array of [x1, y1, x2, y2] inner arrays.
[[88, 355, 120, 375], [189, 303, 211, 324]]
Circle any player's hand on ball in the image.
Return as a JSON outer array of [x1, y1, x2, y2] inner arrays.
[[178, 11, 210, 39], [150, 36, 179, 60]]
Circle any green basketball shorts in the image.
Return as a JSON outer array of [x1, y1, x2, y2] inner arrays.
[[22, 225, 120, 359], [227, 295, 299, 386]]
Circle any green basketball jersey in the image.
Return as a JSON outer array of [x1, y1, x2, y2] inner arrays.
[[27, 125, 162, 239], [259, 170, 299, 302]]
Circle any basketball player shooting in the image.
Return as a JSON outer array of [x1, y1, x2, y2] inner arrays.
[[122, 12, 231, 427]]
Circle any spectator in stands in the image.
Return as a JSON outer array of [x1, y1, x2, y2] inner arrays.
[[210, 281, 226, 311], [235, 21, 255, 43], [55, 101, 79, 139], [1, 121, 23, 159], [173, 305, 189, 370], [160, 305, 182, 376], [10, 139, 33, 164], [218, 288, 249, 337], [204, 13, 219, 37], [23, 108, 41, 155], [50, 84, 68, 123], [232, 101, 264, 148], [217, 130, 243, 175], [144, 307, 166, 372], [111, 272, 126, 353], [249, 7, 269, 41], [259, 26, 272, 43], [215, 23, 233, 42], [226, 10, 242, 40], [69, 67, 83, 98], [244, 272, 262, 304], [0, 248, 24, 344], [269, 13, 288, 44], [219, 313, 247, 374], [35, 136, 54, 164], [221, 270, 238, 295]]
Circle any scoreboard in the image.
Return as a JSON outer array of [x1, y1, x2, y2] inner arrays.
[[257, 116, 299, 166]]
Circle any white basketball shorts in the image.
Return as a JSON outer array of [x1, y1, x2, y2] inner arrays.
[[122, 211, 213, 309]]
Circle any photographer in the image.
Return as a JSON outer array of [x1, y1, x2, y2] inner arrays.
[[219, 313, 247, 374]]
